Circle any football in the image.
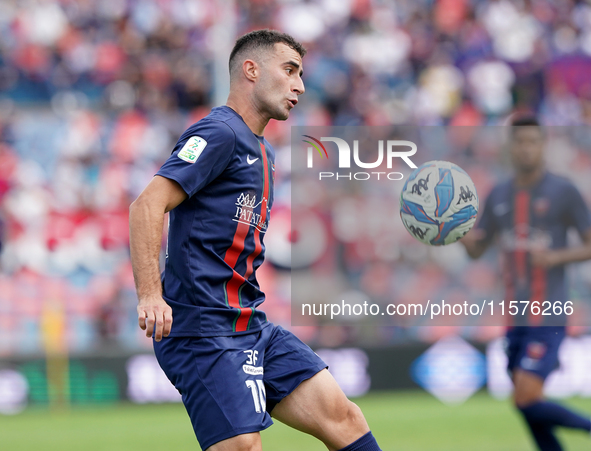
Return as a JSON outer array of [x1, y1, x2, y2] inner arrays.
[[400, 161, 479, 246]]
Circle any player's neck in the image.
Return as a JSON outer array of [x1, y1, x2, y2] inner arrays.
[[514, 166, 545, 188], [226, 95, 269, 136]]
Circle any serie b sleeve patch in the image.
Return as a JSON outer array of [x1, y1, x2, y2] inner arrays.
[[177, 136, 207, 163]]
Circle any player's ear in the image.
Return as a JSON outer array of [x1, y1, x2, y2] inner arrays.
[[243, 59, 258, 82]]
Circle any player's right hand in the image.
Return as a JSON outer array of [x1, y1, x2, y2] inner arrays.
[[458, 228, 489, 259], [460, 227, 485, 243], [459, 227, 486, 247], [137, 297, 173, 342]]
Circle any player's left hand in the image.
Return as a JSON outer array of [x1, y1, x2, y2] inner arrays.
[[530, 249, 562, 268], [137, 297, 173, 342]]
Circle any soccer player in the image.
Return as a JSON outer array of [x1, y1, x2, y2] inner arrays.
[[129, 30, 382, 451], [461, 116, 591, 450]]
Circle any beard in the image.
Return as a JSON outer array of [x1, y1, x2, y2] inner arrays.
[[254, 82, 291, 121], [517, 162, 538, 173], [262, 97, 290, 121], [273, 106, 290, 121], [512, 151, 543, 174]]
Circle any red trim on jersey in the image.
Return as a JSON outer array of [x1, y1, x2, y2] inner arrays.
[[530, 266, 546, 326], [225, 212, 251, 269], [234, 142, 270, 331], [512, 190, 546, 326], [514, 190, 530, 283], [224, 205, 252, 320], [503, 252, 514, 327]]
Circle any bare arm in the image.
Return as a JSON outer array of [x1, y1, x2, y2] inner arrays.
[[129, 175, 187, 341], [531, 229, 591, 268], [459, 228, 489, 259]]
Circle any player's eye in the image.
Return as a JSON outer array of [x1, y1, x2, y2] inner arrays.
[[286, 68, 292, 74]]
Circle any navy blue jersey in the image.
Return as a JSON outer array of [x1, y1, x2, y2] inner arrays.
[[156, 106, 275, 337], [477, 172, 591, 326]]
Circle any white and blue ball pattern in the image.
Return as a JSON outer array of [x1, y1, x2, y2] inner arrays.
[[400, 161, 479, 246]]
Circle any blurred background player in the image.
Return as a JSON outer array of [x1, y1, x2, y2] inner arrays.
[[461, 116, 591, 450], [129, 30, 382, 451]]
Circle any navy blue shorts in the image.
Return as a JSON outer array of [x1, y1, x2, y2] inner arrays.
[[505, 326, 565, 380], [153, 323, 327, 450]]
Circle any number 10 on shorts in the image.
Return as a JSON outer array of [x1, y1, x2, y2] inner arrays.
[[245, 379, 266, 413]]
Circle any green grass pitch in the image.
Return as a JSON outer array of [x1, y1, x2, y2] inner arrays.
[[2, 391, 590, 450]]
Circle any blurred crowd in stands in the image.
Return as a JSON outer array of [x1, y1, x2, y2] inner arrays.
[[1, 0, 591, 355]]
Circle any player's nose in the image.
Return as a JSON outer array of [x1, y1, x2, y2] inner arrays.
[[293, 77, 305, 95]]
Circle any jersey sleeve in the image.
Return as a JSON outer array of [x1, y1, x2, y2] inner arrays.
[[156, 120, 236, 197], [563, 181, 591, 237], [475, 188, 499, 244]]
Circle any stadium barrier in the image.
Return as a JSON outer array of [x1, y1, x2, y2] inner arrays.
[[2, 336, 591, 414]]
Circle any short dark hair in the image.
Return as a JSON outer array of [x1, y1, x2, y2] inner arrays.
[[511, 115, 543, 137], [229, 29, 306, 76], [511, 115, 540, 127]]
